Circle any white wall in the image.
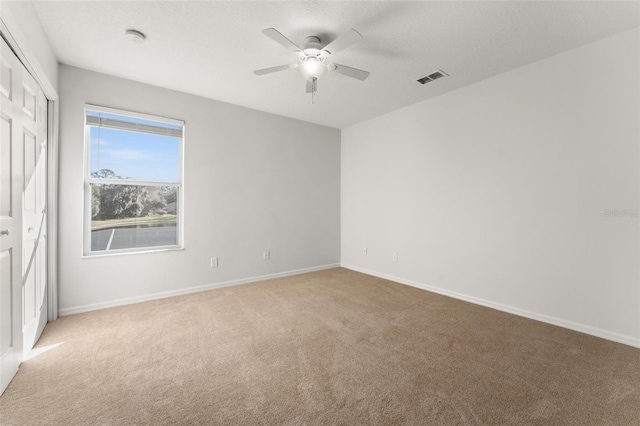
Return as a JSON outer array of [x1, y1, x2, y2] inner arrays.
[[0, 1, 58, 93], [341, 28, 640, 346], [58, 65, 340, 313]]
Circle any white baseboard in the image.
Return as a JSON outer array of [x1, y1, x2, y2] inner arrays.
[[341, 263, 640, 349], [58, 263, 341, 316]]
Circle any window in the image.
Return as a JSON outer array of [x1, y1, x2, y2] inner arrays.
[[84, 105, 184, 256]]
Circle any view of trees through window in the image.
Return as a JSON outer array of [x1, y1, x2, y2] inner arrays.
[[85, 106, 183, 254], [91, 169, 177, 222]]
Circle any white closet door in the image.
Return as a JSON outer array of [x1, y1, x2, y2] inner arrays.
[[0, 35, 48, 395], [1, 35, 25, 395], [21, 55, 47, 357]]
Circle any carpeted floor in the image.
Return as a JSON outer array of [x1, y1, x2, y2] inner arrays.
[[1, 268, 638, 425]]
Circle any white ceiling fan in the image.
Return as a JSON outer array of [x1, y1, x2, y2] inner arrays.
[[253, 28, 370, 97]]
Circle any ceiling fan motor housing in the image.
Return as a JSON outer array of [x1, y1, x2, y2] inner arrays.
[[302, 36, 323, 51], [298, 36, 325, 62]]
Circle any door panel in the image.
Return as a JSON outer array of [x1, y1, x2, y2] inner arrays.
[[37, 237, 46, 307], [0, 57, 11, 98], [21, 83, 36, 121], [22, 242, 36, 322], [37, 88, 47, 329], [0, 251, 12, 354], [0, 36, 23, 394], [0, 113, 11, 216], [19, 49, 46, 359], [23, 131, 36, 211]]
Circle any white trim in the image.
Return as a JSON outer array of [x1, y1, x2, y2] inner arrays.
[[58, 263, 341, 316], [0, 10, 59, 322], [87, 179, 180, 187], [0, 12, 57, 102], [178, 123, 185, 252], [82, 245, 183, 258], [83, 105, 184, 256], [341, 263, 640, 349], [82, 126, 91, 255], [47, 99, 58, 321], [85, 115, 183, 138], [85, 103, 184, 127]]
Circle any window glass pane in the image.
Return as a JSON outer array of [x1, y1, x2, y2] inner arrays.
[[90, 183, 178, 252], [88, 113, 180, 183]]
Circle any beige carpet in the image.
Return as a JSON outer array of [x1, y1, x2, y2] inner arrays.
[[1, 268, 638, 425]]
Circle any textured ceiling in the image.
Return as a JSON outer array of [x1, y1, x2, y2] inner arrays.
[[31, 1, 640, 129]]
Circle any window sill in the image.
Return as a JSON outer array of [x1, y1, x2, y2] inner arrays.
[[82, 246, 184, 259]]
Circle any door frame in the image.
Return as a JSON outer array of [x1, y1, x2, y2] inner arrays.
[[0, 12, 59, 322]]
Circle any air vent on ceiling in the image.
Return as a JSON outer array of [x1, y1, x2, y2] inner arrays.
[[417, 69, 449, 85]]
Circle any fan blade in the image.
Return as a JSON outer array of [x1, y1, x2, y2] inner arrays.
[[329, 63, 370, 81], [262, 28, 303, 53], [253, 64, 297, 76], [321, 28, 363, 55]]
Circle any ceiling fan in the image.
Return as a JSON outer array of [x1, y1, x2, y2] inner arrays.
[[253, 28, 370, 97]]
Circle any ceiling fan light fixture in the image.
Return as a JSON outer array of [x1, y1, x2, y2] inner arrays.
[[254, 27, 369, 96], [297, 57, 327, 80]]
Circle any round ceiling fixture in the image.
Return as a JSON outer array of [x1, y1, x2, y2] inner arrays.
[[125, 29, 146, 44], [297, 57, 327, 80]]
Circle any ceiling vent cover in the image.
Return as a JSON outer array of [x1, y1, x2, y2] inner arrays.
[[417, 69, 449, 85]]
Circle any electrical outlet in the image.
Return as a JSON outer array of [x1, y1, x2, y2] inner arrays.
[[263, 250, 270, 260], [393, 253, 398, 262], [210, 257, 218, 267], [363, 248, 368, 255]]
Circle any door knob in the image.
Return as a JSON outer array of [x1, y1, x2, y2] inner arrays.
[[0, 230, 9, 236], [28, 227, 34, 233]]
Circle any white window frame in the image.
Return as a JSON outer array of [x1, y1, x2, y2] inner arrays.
[[83, 104, 185, 257]]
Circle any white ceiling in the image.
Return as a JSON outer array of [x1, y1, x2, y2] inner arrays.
[[31, 1, 640, 129]]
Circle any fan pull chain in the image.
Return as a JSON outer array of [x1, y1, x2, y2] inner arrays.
[[312, 78, 317, 104]]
